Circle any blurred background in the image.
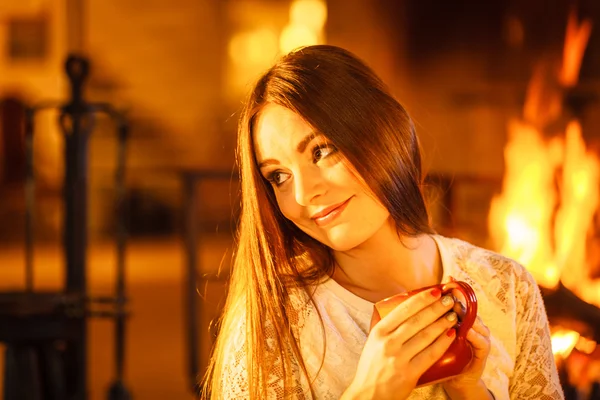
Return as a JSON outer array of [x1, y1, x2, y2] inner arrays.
[[0, 0, 600, 398]]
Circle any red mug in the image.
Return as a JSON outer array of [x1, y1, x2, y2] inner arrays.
[[370, 280, 477, 387]]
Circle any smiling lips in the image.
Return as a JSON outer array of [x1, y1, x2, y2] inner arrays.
[[311, 197, 352, 226]]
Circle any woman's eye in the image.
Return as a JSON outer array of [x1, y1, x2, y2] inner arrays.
[[267, 171, 290, 186], [313, 144, 337, 162]]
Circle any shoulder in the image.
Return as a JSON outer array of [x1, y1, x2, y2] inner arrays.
[[436, 235, 536, 289], [435, 234, 544, 326]]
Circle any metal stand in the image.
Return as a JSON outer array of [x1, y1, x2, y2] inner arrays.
[[181, 170, 235, 396], [0, 55, 131, 400]]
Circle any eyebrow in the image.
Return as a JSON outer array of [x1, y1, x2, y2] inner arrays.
[[296, 131, 318, 153], [258, 132, 319, 169]]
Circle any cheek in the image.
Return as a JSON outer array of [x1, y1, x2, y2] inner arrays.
[[335, 164, 367, 191], [274, 191, 302, 221]]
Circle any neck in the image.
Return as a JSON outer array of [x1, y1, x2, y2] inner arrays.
[[331, 220, 442, 303]]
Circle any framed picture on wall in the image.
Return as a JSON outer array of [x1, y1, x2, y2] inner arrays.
[[6, 16, 48, 61]]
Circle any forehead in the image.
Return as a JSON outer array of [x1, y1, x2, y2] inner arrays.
[[253, 103, 313, 161]]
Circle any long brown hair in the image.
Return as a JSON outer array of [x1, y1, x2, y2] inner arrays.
[[201, 45, 433, 398]]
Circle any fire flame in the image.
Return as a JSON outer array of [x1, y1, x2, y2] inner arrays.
[[550, 327, 597, 359], [488, 12, 600, 308], [488, 121, 563, 287], [551, 329, 580, 359], [560, 11, 593, 87]]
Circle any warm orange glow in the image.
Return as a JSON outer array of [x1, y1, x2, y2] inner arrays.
[[279, 23, 319, 53], [489, 119, 600, 302], [488, 12, 600, 308], [575, 335, 598, 355], [551, 329, 580, 359], [290, 0, 327, 31], [560, 11, 592, 87], [279, 0, 327, 54], [488, 121, 563, 288], [225, 1, 327, 99], [523, 66, 563, 128], [554, 123, 600, 306], [226, 27, 280, 99], [228, 28, 279, 66]]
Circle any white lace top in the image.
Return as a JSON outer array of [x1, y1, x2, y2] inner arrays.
[[221, 235, 564, 399]]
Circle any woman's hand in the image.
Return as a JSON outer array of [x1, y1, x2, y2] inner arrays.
[[342, 288, 457, 400], [442, 315, 493, 399]]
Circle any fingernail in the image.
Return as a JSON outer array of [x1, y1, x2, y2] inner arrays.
[[446, 328, 456, 337], [431, 288, 442, 297], [441, 295, 454, 306], [446, 312, 457, 322]]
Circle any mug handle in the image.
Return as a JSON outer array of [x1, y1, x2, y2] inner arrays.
[[442, 280, 477, 338]]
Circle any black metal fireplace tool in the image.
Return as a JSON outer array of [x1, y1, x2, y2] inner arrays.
[[0, 55, 131, 400]]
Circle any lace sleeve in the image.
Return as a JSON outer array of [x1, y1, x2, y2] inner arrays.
[[219, 302, 310, 399], [219, 315, 251, 399], [510, 266, 564, 399]]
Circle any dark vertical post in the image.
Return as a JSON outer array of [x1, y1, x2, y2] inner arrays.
[[115, 122, 127, 383], [59, 55, 94, 400], [24, 108, 35, 293], [183, 173, 199, 391]]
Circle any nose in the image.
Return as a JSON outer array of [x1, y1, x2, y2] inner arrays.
[[294, 166, 326, 206]]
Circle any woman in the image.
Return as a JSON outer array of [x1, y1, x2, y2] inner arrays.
[[201, 45, 563, 399]]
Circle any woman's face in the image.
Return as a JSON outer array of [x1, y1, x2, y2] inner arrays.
[[253, 103, 390, 251]]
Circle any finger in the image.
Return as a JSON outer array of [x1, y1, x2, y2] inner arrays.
[[471, 316, 490, 337], [399, 311, 458, 359], [452, 299, 466, 317], [390, 294, 455, 343], [410, 327, 456, 373], [466, 328, 491, 358], [374, 287, 443, 336], [369, 308, 382, 330]]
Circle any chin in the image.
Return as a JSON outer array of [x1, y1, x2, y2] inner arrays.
[[320, 228, 366, 252], [297, 221, 372, 252], [325, 242, 359, 252]]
